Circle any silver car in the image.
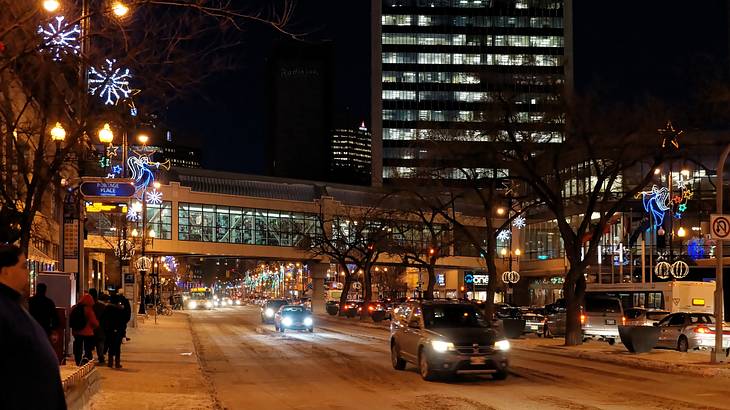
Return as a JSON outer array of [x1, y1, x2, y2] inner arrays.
[[655, 312, 730, 352], [624, 308, 670, 326], [581, 296, 624, 344]]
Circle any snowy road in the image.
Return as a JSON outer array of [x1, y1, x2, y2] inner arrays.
[[189, 306, 730, 410]]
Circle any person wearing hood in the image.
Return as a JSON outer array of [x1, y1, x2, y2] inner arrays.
[[71, 293, 99, 366], [0, 244, 66, 409]]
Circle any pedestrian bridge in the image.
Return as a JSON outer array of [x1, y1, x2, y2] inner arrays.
[[85, 167, 494, 270]]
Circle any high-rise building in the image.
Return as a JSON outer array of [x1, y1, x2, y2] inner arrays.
[[372, 0, 572, 185], [267, 40, 333, 182], [330, 122, 373, 185], [152, 131, 202, 169]]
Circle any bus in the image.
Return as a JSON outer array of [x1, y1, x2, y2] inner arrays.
[[585, 281, 714, 314]]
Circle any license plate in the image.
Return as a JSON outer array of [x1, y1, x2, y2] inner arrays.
[[530, 325, 538, 330], [605, 319, 616, 325], [470, 356, 486, 365]]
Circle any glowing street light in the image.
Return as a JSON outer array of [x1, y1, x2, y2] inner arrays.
[[148, 229, 156, 238], [677, 227, 687, 238], [98, 123, 114, 144], [111, 1, 129, 17], [50, 122, 66, 142], [137, 133, 149, 145], [514, 248, 522, 256], [496, 207, 506, 216], [42, 0, 60, 12], [500, 248, 508, 257], [131, 228, 139, 237]]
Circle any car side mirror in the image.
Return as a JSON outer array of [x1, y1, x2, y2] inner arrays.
[[408, 319, 420, 329]]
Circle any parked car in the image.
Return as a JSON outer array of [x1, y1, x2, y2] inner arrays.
[[522, 312, 546, 336], [261, 299, 288, 324], [274, 305, 314, 333], [581, 296, 624, 345], [655, 312, 730, 352], [543, 300, 567, 337], [624, 308, 670, 326], [389, 300, 510, 381]]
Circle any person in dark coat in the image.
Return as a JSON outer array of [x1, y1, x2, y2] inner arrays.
[[29, 282, 58, 336], [0, 244, 66, 410], [101, 294, 126, 368], [88, 288, 107, 364], [71, 293, 99, 366], [117, 288, 132, 341]]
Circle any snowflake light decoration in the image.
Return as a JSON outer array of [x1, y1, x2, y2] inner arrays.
[[146, 189, 163, 205], [126, 208, 140, 222], [88, 59, 132, 105], [38, 16, 80, 61], [497, 230, 511, 242], [512, 215, 526, 229]]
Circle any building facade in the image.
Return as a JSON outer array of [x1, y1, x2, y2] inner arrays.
[[330, 122, 373, 185], [267, 40, 333, 182], [372, 0, 571, 185]]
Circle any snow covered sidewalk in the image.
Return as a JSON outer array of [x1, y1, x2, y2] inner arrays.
[[88, 312, 218, 410]]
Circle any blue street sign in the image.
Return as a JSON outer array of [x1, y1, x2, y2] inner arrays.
[[79, 179, 135, 200]]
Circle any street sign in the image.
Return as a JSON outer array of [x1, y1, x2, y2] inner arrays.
[[79, 178, 135, 201], [85, 202, 128, 214], [710, 214, 730, 240]]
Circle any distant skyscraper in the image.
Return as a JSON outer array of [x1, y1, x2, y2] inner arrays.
[[267, 40, 333, 182], [151, 131, 202, 169], [372, 0, 572, 185], [330, 122, 373, 185]]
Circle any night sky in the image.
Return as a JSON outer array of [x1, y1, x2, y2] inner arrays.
[[165, 1, 729, 175]]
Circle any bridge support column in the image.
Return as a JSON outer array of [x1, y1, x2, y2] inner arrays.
[[310, 262, 328, 315]]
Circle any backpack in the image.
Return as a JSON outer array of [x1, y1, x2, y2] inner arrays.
[[70, 304, 87, 331]]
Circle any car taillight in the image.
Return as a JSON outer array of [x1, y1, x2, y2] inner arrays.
[[368, 306, 374, 311], [622, 316, 626, 325], [694, 326, 712, 334], [580, 314, 586, 325]]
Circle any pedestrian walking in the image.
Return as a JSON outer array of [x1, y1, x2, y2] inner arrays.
[[88, 288, 107, 364], [117, 288, 132, 341], [29, 282, 59, 336], [0, 244, 66, 410], [70, 293, 99, 366], [102, 294, 126, 369]]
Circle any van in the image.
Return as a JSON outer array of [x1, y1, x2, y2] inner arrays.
[[581, 296, 624, 345]]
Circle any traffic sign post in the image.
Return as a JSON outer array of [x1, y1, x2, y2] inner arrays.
[[711, 214, 730, 240]]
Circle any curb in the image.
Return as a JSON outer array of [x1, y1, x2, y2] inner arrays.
[[63, 362, 100, 410], [514, 344, 730, 379]]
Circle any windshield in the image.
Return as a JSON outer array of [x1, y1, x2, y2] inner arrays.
[[267, 300, 287, 309], [585, 297, 621, 313], [646, 311, 670, 320], [282, 306, 306, 314], [190, 291, 210, 300], [689, 314, 715, 324], [422, 305, 489, 329]]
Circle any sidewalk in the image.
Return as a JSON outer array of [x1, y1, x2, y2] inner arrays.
[[87, 312, 217, 410], [317, 313, 730, 378]]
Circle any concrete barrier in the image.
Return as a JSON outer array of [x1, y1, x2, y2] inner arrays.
[[63, 362, 100, 410]]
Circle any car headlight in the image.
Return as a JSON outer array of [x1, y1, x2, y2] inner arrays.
[[265, 308, 274, 317], [282, 317, 293, 327], [205, 301, 213, 308], [495, 339, 510, 351], [431, 340, 455, 353], [304, 317, 313, 326], [214, 301, 220, 307], [188, 301, 197, 309], [235, 300, 241, 305]]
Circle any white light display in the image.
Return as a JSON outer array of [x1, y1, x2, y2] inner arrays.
[[126, 208, 139, 221], [88, 59, 132, 105], [512, 215, 526, 229], [146, 189, 163, 205], [497, 230, 511, 242], [38, 16, 80, 61]]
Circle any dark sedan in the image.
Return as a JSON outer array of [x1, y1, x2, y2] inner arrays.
[[275, 305, 314, 332], [390, 300, 510, 381]]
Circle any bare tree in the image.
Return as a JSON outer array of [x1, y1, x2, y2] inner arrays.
[[499, 95, 677, 345]]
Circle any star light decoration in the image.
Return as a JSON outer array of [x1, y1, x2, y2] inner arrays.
[[512, 215, 526, 229], [111, 165, 123, 176], [497, 230, 511, 242], [88, 59, 132, 105], [38, 16, 80, 61], [146, 189, 163, 205]]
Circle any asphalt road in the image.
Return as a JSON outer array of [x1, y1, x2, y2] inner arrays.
[[189, 306, 730, 410]]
